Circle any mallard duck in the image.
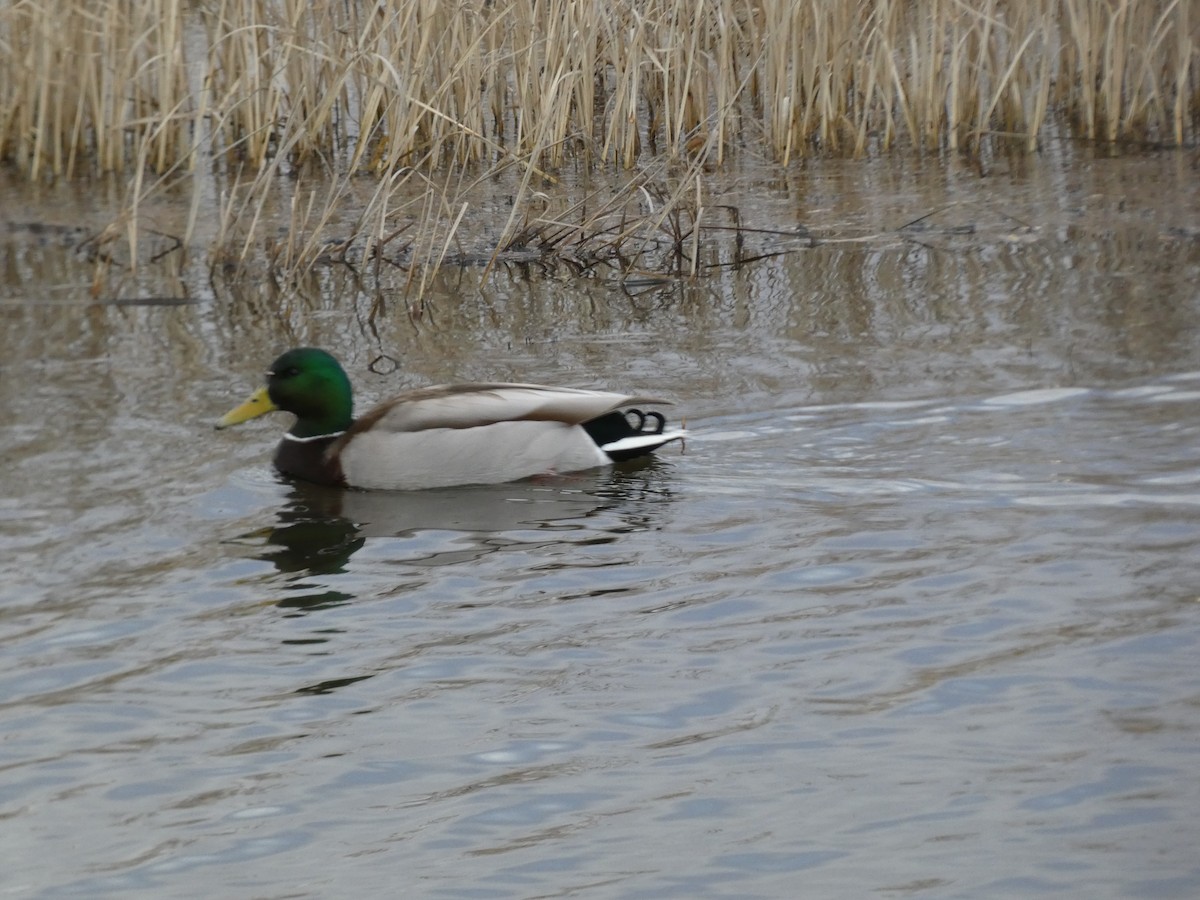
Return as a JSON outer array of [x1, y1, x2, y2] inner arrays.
[[217, 348, 685, 490]]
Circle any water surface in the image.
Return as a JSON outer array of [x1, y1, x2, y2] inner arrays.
[[2, 150, 1199, 898]]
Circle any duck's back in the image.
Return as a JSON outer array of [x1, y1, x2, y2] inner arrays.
[[333, 383, 672, 490]]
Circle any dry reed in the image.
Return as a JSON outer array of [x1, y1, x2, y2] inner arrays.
[[6, 0, 1195, 173], [1, 0, 1196, 283]]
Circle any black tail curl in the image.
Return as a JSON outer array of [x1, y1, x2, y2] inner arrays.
[[624, 408, 665, 435], [582, 408, 671, 462]]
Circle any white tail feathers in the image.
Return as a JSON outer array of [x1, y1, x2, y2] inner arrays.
[[600, 428, 687, 456]]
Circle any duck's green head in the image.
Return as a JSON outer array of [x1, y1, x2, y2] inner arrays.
[[217, 347, 354, 438]]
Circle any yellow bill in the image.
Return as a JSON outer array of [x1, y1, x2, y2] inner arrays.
[[216, 386, 277, 429]]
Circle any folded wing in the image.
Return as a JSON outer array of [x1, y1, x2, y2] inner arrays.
[[352, 383, 672, 434]]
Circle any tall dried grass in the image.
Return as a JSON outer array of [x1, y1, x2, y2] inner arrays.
[[0, 0, 1196, 280], [5, 0, 1195, 173]]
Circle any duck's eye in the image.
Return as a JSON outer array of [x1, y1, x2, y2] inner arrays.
[[281, 366, 301, 378]]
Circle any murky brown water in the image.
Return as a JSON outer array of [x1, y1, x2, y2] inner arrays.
[[3, 150, 1200, 898]]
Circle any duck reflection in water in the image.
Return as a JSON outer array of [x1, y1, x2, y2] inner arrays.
[[261, 459, 676, 609]]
